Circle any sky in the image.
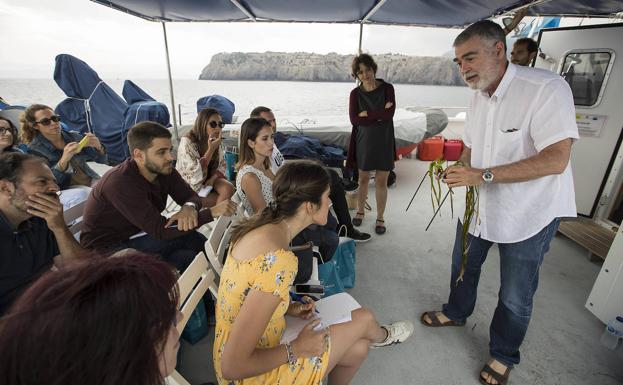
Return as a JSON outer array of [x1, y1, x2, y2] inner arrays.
[[0, 0, 462, 79]]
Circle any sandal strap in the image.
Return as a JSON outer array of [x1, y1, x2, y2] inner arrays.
[[480, 364, 510, 384], [426, 311, 441, 326], [376, 219, 385, 223]]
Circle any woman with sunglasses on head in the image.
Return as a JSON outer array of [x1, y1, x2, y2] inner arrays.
[[20, 104, 107, 190], [0, 117, 23, 154], [0, 252, 182, 385], [176, 107, 234, 207]]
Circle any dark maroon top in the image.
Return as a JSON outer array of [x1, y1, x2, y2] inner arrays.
[[80, 159, 213, 250], [346, 80, 397, 169]]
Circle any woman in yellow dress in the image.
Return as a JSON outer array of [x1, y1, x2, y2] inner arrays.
[[213, 160, 414, 385]]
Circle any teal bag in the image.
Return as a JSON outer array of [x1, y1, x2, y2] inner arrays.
[[181, 298, 209, 344], [333, 237, 356, 289], [318, 258, 345, 297]]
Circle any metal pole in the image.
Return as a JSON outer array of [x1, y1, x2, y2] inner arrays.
[[161, 21, 179, 142], [358, 23, 363, 54]]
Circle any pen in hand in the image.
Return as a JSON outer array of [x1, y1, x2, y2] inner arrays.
[[290, 292, 320, 314]]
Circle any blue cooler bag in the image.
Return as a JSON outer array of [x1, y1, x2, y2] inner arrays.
[[333, 237, 356, 289], [181, 298, 209, 344], [318, 258, 345, 297]]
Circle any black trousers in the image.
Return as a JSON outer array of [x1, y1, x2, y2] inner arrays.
[[327, 168, 353, 232]]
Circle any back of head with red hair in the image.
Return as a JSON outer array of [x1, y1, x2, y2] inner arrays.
[[0, 253, 179, 385]]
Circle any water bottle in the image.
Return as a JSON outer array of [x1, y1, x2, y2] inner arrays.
[[600, 316, 623, 350]]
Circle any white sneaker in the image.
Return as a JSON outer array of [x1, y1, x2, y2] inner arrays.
[[370, 321, 414, 349]]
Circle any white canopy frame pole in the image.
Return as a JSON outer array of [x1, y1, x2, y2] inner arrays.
[[358, 23, 363, 54], [161, 21, 179, 142]]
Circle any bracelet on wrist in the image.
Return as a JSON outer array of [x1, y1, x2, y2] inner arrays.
[[284, 342, 297, 366]]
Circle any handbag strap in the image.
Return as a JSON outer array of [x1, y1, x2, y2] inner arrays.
[[338, 224, 348, 238]]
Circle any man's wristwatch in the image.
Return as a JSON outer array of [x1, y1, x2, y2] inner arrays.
[[183, 201, 198, 211], [482, 169, 495, 184]]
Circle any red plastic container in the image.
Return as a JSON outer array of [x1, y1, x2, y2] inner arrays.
[[417, 136, 444, 161], [443, 139, 464, 161]]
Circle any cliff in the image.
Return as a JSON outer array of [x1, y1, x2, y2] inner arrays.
[[199, 52, 464, 86]]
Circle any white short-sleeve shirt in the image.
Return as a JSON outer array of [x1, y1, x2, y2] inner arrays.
[[271, 146, 285, 175], [462, 63, 579, 243]]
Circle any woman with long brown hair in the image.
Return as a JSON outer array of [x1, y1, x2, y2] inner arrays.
[[215, 160, 413, 385], [176, 107, 235, 206], [0, 252, 182, 385], [235, 117, 275, 215]]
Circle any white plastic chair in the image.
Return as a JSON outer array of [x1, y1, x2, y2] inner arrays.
[[63, 199, 88, 240], [205, 214, 233, 276], [165, 252, 217, 385]]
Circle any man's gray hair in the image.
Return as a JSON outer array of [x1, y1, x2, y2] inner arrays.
[[454, 20, 507, 52]]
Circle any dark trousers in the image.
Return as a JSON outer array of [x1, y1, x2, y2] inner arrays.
[[291, 212, 339, 283], [442, 218, 560, 367], [123, 231, 207, 272], [327, 169, 353, 232]]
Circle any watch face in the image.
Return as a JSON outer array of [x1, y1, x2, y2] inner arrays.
[[483, 171, 494, 182]]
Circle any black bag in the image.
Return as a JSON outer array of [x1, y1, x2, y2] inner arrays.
[[290, 241, 314, 284]]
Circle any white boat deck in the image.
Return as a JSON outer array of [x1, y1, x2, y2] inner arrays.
[[177, 155, 623, 385]]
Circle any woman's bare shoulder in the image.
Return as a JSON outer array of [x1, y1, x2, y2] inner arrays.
[[230, 224, 286, 261]]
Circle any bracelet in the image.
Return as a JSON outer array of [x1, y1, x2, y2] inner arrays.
[[284, 342, 297, 366]]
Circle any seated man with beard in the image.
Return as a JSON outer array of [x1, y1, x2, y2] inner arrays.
[[80, 121, 236, 271]]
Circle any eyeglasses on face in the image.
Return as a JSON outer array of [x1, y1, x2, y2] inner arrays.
[[35, 115, 61, 126], [209, 121, 225, 129], [0, 127, 13, 135]]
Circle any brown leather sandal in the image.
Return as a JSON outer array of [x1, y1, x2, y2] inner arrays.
[[352, 212, 365, 227], [375, 219, 386, 234], [479, 362, 511, 385], [420, 311, 465, 327]]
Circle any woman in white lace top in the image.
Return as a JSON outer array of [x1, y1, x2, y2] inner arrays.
[[235, 117, 276, 215], [176, 108, 234, 207]]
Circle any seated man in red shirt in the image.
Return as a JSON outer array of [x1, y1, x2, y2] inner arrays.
[[80, 121, 235, 271]]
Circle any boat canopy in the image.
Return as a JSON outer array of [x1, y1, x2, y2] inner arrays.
[[91, 0, 622, 27]]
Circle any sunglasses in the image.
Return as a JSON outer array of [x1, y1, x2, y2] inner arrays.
[[209, 121, 225, 129], [35, 115, 61, 126], [0, 127, 13, 135]]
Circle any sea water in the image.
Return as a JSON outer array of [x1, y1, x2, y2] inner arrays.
[[0, 79, 471, 127]]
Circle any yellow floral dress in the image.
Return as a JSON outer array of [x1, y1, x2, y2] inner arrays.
[[213, 248, 331, 385]]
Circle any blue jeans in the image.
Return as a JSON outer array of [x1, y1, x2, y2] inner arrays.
[[123, 231, 207, 272], [442, 218, 560, 367]]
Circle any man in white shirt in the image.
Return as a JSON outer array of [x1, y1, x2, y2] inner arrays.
[[421, 20, 578, 385], [250, 106, 371, 242]]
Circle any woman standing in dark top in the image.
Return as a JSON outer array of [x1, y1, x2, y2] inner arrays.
[[347, 54, 396, 235]]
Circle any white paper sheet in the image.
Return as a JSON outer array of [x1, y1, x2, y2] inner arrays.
[[280, 293, 361, 343], [198, 185, 213, 197]]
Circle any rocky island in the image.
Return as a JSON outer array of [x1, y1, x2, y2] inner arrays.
[[199, 52, 464, 86]]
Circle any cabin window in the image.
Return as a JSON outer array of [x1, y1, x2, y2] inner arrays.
[[560, 51, 613, 107]]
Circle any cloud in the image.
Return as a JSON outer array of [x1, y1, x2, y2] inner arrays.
[[0, 0, 461, 79]]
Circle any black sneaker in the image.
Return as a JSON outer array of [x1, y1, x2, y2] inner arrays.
[[347, 228, 372, 243]]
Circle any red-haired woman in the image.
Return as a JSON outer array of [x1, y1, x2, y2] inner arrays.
[[0, 253, 182, 385]]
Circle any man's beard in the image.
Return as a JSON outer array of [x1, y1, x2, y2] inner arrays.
[[144, 157, 173, 176], [9, 187, 30, 215], [463, 59, 499, 91]]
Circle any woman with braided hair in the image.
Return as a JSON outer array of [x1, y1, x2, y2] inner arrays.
[[215, 160, 414, 385], [235, 117, 339, 283]]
